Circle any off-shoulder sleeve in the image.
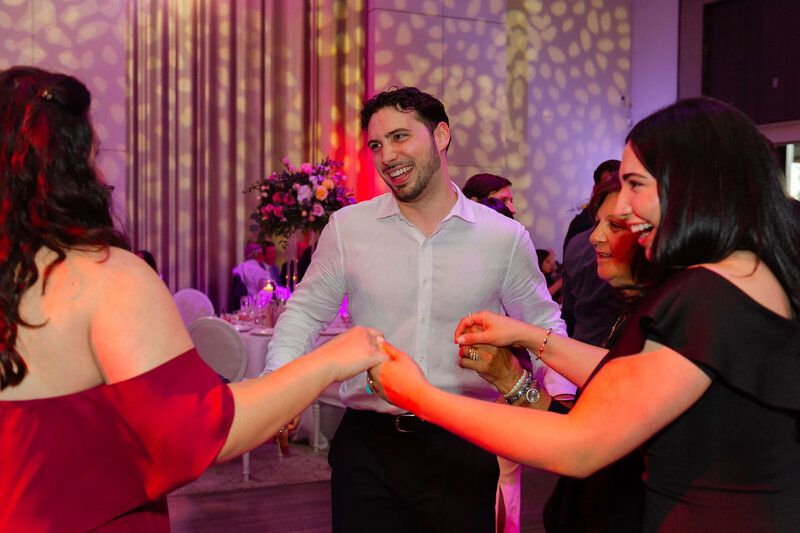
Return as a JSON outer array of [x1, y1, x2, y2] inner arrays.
[[103, 348, 235, 499], [636, 268, 800, 411], [0, 349, 234, 532]]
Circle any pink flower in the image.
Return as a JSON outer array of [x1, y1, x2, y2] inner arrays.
[[311, 203, 325, 216], [283, 192, 296, 206], [301, 162, 313, 173], [272, 192, 283, 203], [273, 205, 283, 217]]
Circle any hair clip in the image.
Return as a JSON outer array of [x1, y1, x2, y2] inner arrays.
[[38, 89, 53, 101]]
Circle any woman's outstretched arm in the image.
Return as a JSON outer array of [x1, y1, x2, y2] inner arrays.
[[374, 340, 710, 478], [217, 327, 387, 462]]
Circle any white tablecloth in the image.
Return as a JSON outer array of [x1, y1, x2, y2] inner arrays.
[[238, 325, 347, 449], [239, 326, 346, 378]]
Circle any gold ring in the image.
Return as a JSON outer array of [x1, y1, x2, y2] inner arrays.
[[468, 346, 479, 360]]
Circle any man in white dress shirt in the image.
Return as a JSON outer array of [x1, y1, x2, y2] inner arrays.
[[265, 87, 574, 531]]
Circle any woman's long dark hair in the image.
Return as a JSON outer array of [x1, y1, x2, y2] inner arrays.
[[626, 97, 800, 319], [0, 66, 129, 390]]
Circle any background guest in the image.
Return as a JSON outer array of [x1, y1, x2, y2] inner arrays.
[[479, 196, 514, 219], [462, 172, 517, 217], [562, 160, 620, 255], [232, 241, 281, 298], [537, 248, 563, 302], [560, 161, 621, 343]]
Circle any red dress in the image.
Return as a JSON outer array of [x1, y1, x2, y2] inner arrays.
[[0, 349, 234, 532]]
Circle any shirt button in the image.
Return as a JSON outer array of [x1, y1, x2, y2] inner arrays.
[[422, 279, 427, 286], [418, 355, 425, 362], [419, 317, 426, 323]]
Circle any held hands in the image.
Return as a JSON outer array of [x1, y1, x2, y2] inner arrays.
[[271, 327, 388, 454], [454, 310, 530, 349], [458, 323, 526, 396], [369, 340, 429, 412], [316, 326, 390, 382], [459, 342, 525, 395]]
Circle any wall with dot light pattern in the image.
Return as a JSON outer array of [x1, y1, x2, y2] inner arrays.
[[366, 0, 633, 256], [1, 0, 127, 223]]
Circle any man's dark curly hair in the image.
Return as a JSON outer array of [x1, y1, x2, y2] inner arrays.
[[360, 86, 450, 151], [0, 66, 128, 390]]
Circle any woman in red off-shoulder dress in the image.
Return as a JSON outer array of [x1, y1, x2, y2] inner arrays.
[[0, 66, 388, 531]]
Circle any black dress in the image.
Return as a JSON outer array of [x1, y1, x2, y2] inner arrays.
[[543, 311, 644, 533], [591, 267, 800, 532]]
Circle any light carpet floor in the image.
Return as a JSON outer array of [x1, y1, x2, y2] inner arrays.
[[172, 440, 331, 496]]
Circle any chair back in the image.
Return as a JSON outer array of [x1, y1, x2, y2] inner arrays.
[[173, 288, 215, 328], [188, 317, 248, 382]]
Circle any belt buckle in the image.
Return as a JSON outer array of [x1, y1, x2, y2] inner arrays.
[[394, 413, 418, 433]]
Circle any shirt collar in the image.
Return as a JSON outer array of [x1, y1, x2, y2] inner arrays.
[[374, 182, 478, 224]]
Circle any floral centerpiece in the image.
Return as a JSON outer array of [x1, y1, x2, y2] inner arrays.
[[249, 157, 355, 248]]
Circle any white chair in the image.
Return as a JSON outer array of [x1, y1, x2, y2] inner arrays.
[[173, 288, 215, 329], [189, 317, 248, 382], [188, 317, 250, 479]]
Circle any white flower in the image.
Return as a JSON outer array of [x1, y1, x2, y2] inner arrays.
[[296, 185, 313, 203]]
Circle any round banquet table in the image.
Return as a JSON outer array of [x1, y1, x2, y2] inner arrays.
[[238, 325, 347, 449]]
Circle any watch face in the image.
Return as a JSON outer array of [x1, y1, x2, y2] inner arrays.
[[526, 388, 540, 404]]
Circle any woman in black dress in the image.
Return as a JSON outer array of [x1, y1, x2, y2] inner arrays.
[[372, 97, 800, 532]]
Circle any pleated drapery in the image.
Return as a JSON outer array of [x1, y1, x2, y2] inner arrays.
[[126, 0, 366, 310]]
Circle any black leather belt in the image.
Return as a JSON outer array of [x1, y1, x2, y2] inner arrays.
[[346, 408, 444, 433]]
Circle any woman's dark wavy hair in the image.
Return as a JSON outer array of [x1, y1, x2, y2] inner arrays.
[[360, 86, 451, 152], [626, 97, 800, 319], [0, 66, 129, 390]]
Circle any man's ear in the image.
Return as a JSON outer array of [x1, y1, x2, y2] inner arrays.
[[433, 122, 450, 153]]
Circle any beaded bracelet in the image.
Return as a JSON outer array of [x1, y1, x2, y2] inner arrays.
[[502, 370, 530, 399], [505, 372, 535, 405], [535, 327, 553, 361]]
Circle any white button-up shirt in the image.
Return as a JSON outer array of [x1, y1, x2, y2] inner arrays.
[[266, 185, 575, 413]]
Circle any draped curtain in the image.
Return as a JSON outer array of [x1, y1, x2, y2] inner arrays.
[[126, 0, 366, 310]]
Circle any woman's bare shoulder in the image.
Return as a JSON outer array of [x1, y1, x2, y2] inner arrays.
[[68, 247, 195, 382]]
